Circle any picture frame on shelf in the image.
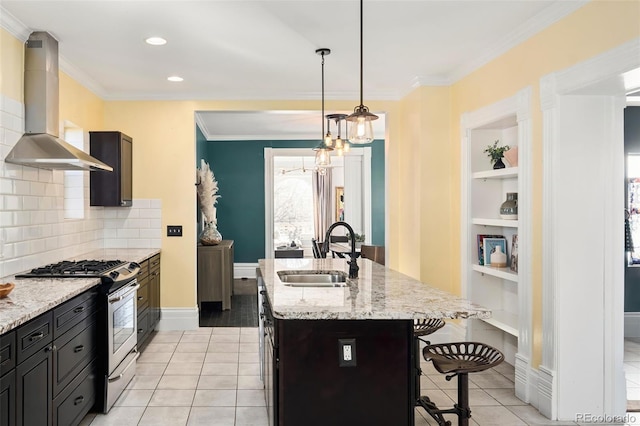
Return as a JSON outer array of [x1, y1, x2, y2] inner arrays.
[[483, 237, 507, 267], [510, 234, 518, 272], [477, 234, 504, 265]]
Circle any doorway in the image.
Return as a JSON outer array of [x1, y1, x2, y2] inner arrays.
[[539, 39, 640, 419]]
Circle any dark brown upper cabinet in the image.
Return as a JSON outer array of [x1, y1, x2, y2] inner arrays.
[[89, 131, 132, 207]]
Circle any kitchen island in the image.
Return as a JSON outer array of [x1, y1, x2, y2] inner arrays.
[[258, 257, 490, 426]]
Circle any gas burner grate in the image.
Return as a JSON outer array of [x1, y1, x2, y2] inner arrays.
[[28, 259, 125, 276]]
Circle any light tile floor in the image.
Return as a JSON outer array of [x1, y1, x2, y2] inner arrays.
[[79, 328, 640, 426]]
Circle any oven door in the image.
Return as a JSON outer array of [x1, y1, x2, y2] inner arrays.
[[107, 280, 140, 371]]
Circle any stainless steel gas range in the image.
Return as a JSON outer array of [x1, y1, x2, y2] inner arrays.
[[16, 259, 141, 412]]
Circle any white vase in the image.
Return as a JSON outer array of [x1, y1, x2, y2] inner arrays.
[[490, 245, 507, 268]]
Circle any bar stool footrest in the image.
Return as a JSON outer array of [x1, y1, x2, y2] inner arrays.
[[417, 396, 453, 426]]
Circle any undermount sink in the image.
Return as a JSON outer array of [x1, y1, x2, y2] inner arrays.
[[277, 270, 348, 287]]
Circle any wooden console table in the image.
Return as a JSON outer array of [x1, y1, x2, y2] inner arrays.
[[197, 240, 234, 310]]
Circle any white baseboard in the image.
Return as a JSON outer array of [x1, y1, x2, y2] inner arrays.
[[625, 312, 640, 337], [538, 365, 556, 420], [156, 307, 199, 331], [235, 263, 259, 279]]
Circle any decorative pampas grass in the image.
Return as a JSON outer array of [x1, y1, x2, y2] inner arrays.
[[196, 159, 220, 225]]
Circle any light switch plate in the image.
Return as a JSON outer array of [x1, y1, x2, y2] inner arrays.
[[167, 225, 183, 236]]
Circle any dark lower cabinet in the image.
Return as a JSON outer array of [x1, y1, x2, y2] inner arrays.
[[0, 370, 16, 426], [16, 343, 53, 426], [262, 293, 414, 426], [52, 364, 96, 426], [137, 254, 161, 349], [1, 288, 102, 426]]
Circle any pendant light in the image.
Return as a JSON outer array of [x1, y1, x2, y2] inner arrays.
[[314, 48, 333, 168], [347, 0, 378, 144]]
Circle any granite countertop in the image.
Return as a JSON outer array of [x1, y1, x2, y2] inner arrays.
[[0, 248, 160, 334], [259, 258, 490, 320]]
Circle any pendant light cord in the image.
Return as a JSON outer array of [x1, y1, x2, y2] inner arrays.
[[359, 0, 363, 107], [322, 51, 325, 139]]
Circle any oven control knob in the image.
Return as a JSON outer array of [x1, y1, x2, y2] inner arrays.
[[110, 271, 120, 279]]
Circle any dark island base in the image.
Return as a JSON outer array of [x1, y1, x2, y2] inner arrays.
[[270, 319, 415, 426]]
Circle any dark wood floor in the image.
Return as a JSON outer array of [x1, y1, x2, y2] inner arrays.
[[199, 278, 258, 327]]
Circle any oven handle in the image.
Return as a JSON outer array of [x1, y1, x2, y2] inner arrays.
[[108, 282, 141, 304], [108, 349, 140, 383]]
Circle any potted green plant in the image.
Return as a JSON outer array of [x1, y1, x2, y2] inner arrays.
[[347, 233, 366, 248], [484, 140, 510, 169]]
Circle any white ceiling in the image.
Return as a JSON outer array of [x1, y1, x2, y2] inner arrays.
[[1, 0, 588, 140]]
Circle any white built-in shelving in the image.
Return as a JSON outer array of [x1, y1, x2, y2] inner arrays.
[[461, 88, 532, 402]]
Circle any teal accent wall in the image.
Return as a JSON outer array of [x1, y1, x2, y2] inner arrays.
[[202, 136, 385, 263], [625, 106, 640, 312]]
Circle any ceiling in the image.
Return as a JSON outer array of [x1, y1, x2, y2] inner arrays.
[[1, 0, 588, 140]]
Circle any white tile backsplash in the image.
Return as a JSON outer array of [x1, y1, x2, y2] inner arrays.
[[0, 94, 162, 278]]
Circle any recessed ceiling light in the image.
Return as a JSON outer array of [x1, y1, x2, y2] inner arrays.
[[167, 76, 183, 82], [145, 37, 167, 46]]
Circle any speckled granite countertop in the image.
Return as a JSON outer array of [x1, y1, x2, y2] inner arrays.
[[0, 248, 160, 334], [259, 258, 490, 320]]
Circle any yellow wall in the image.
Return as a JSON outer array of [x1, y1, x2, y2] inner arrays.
[[59, 72, 104, 131], [403, 0, 640, 368], [0, 28, 24, 101]]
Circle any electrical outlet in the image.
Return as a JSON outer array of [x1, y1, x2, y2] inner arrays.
[[167, 225, 183, 237], [338, 338, 357, 367]]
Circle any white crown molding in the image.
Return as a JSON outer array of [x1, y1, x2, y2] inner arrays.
[[0, 1, 591, 101], [0, 6, 30, 41], [448, 1, 589, 84], [59, 55, 108, 99]]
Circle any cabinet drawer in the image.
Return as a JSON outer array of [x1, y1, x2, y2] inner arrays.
[[137, 278, 150, 311], [0, 330, 16, 377], [16, 312, 53, 364], [53, 363, 96, 426], [53, 288, 99, 338], [53, 315, 98, 397], [149, 254, 160, 272]]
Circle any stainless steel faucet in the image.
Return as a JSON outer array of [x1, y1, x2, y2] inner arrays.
[[323, 221, 359, 279]]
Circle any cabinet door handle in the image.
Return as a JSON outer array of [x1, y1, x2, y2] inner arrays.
[[29, 331, 44, 341], [73, 306, 85, 313], [138, 328, 144, 334], [74, 396, 84, 405], [74, 345, 85, 353], [138, 296, 144, 300], [44, 344, 56, 353]]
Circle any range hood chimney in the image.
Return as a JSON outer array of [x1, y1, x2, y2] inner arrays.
[[4, 32, 112, 171]]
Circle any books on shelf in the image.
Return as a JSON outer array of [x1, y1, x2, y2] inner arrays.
[[511, 234, 518, 272], [477, 234, 503, 266]]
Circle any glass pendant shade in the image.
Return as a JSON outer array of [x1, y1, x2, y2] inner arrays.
[[335, 137, 343, 149], [344, 142, 351, 153], [348, 113, 375, 144], [315, 147, 331, 167]]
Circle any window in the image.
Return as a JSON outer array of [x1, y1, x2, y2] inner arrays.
[[63, 124, 85, 219], [273, 157, 314, 249]]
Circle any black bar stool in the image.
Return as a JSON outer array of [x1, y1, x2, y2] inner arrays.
[[412, 319, 445, 405], [418, 342, 504, 426]]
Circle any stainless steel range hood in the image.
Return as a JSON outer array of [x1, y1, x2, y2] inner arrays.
[[4, 32, 112, 171]]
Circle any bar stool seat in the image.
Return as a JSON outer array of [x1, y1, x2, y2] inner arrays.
[[418, 342, 504, 426]]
